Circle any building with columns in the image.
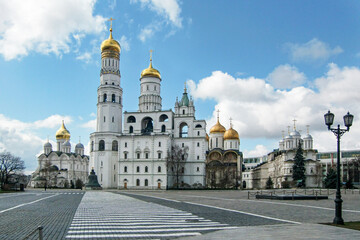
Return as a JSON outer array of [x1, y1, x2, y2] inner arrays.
[[90, 25, 208, 189], [29, 121, 89, 188]]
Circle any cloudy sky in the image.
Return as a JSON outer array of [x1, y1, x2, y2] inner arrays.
[[1, 0, 360, 173]]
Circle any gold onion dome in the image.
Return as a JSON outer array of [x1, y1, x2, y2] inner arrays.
[[206, 133, 209, 142], [224, 127, 239, 140], [56, 121, 70, 140], [101, 27, 121, 53], [141, 51, 161, 79], [210, 119, 226, 133]]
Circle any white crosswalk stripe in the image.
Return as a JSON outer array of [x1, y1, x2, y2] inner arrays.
[[65, 192, 237, 239]]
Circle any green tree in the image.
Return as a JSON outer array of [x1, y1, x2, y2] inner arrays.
[[292, 142, 306, 187], [75, 179, 84, 189], [324, 168, 337, 189], [266, 176, 273, 189]]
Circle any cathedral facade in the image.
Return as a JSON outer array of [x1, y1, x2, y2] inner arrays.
[[90, 26, 208, 189], [29, 122, 89, 188]]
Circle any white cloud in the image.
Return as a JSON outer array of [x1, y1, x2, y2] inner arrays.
[[132, 0, 182, 27], [76, 52, 92, 63], [267, 64, 306, 89], [189, 64, 360, 153], [285, 38, 343, 62], [138, 23, 160, 42], [119, 35, 130, 51], [0, 114, 70, 172], [81, 119, 96, 130], [243, 145, 269, 158], [0, 0, 106, 60]]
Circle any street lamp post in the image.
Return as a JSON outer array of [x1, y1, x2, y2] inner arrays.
[[324, 110, 354, 225]]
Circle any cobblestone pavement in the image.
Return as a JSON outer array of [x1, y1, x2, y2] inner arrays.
[[65, 191, 243, 239], [0, 190, 84, 240], [124, 190, 360, 224]]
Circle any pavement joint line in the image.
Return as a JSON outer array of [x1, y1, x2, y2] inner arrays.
[[0, 194, 57, 214], [122, 192, 181, 203], [0, 192, 36, 199], [187, 195, 360, 213], [121, 192, 301, 224]]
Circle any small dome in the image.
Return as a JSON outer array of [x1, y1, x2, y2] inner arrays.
[[56, 121, 70, 140], [75, 142, 84, 149], [210, 119, 226, 134], [44, 142, 52, 148], [141, 61, 161, 79], [304, 134, 313, 140], [101, 28, 121, 53], [63, 140, 71, 147], [224, 127, 239, 140], [290, 130, 301, 137]]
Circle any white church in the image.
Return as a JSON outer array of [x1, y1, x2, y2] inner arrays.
[[89, 24, 208, 189]]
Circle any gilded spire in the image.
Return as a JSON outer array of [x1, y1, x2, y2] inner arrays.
[[293, 119, 297, 130], [141, 49, 161, 79], [184, 82, 187, 93], [100, 17, 120, 58], [210, 109, 226, 133]]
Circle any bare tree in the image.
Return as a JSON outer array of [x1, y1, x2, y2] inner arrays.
[[0, 152, 25, 189], [167, 145, 188, 189]]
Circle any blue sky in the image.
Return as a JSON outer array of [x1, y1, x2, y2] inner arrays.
[[1, 0, 360, 173]]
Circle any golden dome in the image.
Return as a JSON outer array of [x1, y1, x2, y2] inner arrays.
[[206, 133, 209, 141], [210, 119, 226, 133], [55, 121, 70, 140], [100, 27, 120, 59], [224, 127, 239, 140], [141, 50, 161, 79]]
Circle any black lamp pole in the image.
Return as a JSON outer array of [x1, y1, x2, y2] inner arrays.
[[324, 111, 354, 225]]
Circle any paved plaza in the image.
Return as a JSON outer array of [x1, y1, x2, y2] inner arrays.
[[0, 189, 359, 239]]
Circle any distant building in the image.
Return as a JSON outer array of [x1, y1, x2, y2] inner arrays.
[[244, 123, 322, 189], [29, 122, 89, 188], [205, 116, 243, 188], [317, 150, 360, 186]]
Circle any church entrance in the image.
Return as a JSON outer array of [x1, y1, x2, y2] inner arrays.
[[158, 182, 161, 189]]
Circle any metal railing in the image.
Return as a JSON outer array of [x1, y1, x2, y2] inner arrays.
[[247, 188, 359, 199], [23, 226, 43, 240]]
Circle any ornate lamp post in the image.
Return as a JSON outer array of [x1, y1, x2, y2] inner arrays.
[[324, 110, 354, 225]]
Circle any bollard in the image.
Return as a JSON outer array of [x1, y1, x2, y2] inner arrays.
[[38, 226, 43, 240]]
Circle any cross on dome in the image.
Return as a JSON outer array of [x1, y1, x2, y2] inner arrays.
[[108, 17, 115, 29], [229, 117, 233, 128], [293, 119, 297, 130]]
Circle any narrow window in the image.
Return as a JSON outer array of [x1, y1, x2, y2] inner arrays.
[[112, 116, 114, 122], [125, 142, 127, 147], [183, 110, 185, 114], [112, 94, 115, 103], [197, 142, 200, 147], [182, 143, 184, 147], [158, 166, 161, 172], [146, 85, 149, 90], [197, 131, 200, 136], [197, 167, 200, 172], [158, 153, 161, 159], [124, 153, 127, 159], [136, 179, 140, 186], [145, 179, 148, 186], [145, 166, 148, 172], [101, 161, 103, 166], [124, 166, 127, 172], [161, 125, 166, 132], [103, 93, 107, 102], [104, 116, 106, 122], [101, 174, 103, 181], [114, 165, 116, 170], [136, 166, 140, 172], [137, 153, 140, 159], [145, 153, 149, 159], [158, 142, 161, 147], [197, 155, 200, 160], [129, 126, 133, 133]]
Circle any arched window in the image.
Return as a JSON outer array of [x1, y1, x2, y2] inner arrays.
[[182, 110, 185, 114], [141, 117, 153, 134], [145, 179, 148, 186], [136, 166, 140, 172], [103, 93, 107, 102], [112, 94, 115, 103], [112, 140, 118, 151], [145, 166, 148, 172], [136, 179, 140, 186], [124, 166, 127, 172], [99, 140, 105, 151], [127, 116, 136, 123], [161, 125, 166, 132], [158, 166, 161, 172], [195, 124, 202, 128], [129, 126, 133, 133], [179, 122, 188, 138], [91, 141, 94, 152], [159, 114, 169, 122]]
